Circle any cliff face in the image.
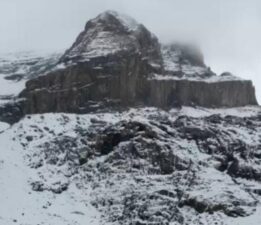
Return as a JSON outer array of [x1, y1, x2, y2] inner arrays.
[[20, 11, 258, 114], [22, 52, 150, 113], [148, 79, 257, 108]]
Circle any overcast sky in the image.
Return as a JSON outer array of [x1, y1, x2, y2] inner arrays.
[[0, 0, 260, 103]]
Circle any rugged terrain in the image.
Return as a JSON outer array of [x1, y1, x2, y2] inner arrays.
[[0, 10, 261, 225], [19, 11, 257, 115], [1, 106, 261, 225]]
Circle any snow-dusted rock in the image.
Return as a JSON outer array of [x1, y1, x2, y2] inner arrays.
[[60, 10, 162, 68], [0, 106, 261, 224], [161, 43, 211, 78], [18, 11, 257, 117]]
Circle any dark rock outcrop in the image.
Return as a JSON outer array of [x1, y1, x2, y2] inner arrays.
[[148, 79, 257, 108], [19, 10, 258, 115], [0, 100, 24, 124], [21, 51, 153, 114]]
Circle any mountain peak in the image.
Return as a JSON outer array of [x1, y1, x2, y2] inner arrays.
[[17, 11, 258, 117], [95, 10, 140, 31], [60, 10, 161, 66]]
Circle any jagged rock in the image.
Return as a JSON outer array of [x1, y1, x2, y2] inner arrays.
[[96, 121, 157, 155], [60, 10, 162, 68], [181, 196, 250, 217], [20, 11, 163, 114], [51, 182, 69, 194], [19, 11, 258, 116], [95, 120, 188, 174], [31, 181, 44, 192], [6, 107, 260, 224], [31, 180, 69, 194], [161, 43, 210, 78], [0, 100, 25, 124], [227, 158, 261, 181]]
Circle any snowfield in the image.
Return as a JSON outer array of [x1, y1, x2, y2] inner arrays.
[[0, 106, 261, 224]]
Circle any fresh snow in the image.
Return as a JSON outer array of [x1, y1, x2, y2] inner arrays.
[[98, 10, 140, 31], [0, 121, 9, 132], [172, 105, 261, 118], [0, 106, 261, 224], [60, 10, 148, 65], [0, 116, 101, 225], [161, 45, 245, 82], [0, 74, 26, 97], [150, 73, 243, 83], [0, 51, 61, 105]]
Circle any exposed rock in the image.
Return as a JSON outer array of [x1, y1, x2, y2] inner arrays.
[[31, 180, 68, 194], [31, 181, 44, 192], [19, 11, 258, 116], [161, 43, 210, 78], [60, 10, 162, 68], [95, 120, 188, 174], [0, 100, 25, 124], [7, 107, 261, 224], [21, 51, 153, 114], [181, 195, 251, 217], [148, 79, 257, 108]]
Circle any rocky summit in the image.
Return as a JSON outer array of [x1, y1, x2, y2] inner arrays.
[[0, 10, 261, 225], [19, 10, 257, 115]]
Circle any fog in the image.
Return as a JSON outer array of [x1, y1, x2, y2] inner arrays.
[[0, 0, 260, 102]]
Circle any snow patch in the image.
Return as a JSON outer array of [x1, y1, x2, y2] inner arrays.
[[97, 10, 140, 31]]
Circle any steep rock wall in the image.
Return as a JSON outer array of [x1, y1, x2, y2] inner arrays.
[[22, 69, 258, 114], [18, 11, 259, 115], [148, 79, 258, 108], [21, 52, 152, 114]]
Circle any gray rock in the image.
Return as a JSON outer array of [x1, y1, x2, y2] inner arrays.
[[17, 11, 258, 116]]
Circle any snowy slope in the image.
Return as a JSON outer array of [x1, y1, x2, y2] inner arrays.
[[0, 106, 261, 224], [0, 51, 61, 106], [0, 116, 101, 225]]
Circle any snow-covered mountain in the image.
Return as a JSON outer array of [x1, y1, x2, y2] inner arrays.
[[0, 10, 261, 225], [18, 10, 257, 117], [60, 10, 161, 68]]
